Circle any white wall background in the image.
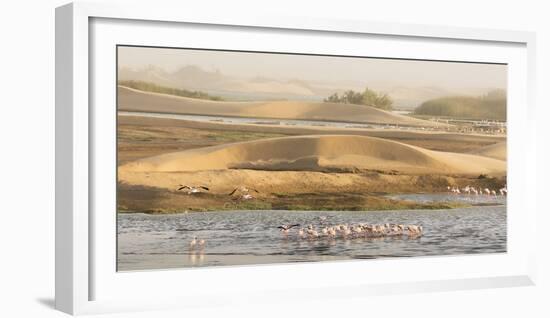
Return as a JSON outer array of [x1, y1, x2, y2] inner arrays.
[[0, 0, 547, 317]]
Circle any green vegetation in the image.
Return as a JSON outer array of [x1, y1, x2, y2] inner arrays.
[[118, 191, 471, 214], [324, 87, 393, 110], [118, 80, 224, 101], [414, 90, 506, 120]]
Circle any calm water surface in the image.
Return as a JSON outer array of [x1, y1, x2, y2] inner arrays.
[[119, 111, 416, 130], [118, 194, 506, 271]]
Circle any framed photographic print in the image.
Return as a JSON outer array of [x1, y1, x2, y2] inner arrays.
[[56, 2, 538, 315]]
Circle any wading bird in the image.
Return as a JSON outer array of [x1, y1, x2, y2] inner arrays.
[[189, 236, 197, 249], [500, 187, 508, 196], [198, 238, 206, 248], [407, 225, 423, 235]]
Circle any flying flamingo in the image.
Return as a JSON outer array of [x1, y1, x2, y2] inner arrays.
[[178, 185, 209, 194]]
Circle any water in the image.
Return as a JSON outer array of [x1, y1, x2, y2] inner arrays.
[[119, 111, 416, 131], [117, 194, 506, 271], [388, 193, 507, 205]]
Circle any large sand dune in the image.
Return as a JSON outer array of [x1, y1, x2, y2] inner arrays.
[[118, 86, 444, 128], [119, 135, 505, 176], [469, 142, 506, 161]]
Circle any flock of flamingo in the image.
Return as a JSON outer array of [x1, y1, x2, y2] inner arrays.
[[278, 221, 423, 241], [178, 185, 258, 200], [186, 183, 507, 249], [189, 222, 423, 250], [447, 185, 507, 196]]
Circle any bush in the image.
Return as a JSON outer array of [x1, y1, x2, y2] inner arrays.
[[324, 87, 393, 110], [414, 90, 506, 120]]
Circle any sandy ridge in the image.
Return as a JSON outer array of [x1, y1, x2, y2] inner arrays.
[[119, 134, 506, 176], [118, 86, 446, 128]]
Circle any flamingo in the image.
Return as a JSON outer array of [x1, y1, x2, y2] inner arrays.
[[189, 236, 197, 249], [277, 224, 300, 234], [198, 238, 206, 248], [228, 186, 259, 196], [308, 229, 319, 239], [407, 225, 423, 235], [178, 185, 209, 194], [241, 194, 254, 200]]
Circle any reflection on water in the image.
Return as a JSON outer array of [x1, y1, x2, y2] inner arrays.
[[118, 194, 506, 271]]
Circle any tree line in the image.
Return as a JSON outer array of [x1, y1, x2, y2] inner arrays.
[[118, 80, 224, 101], [324, 87, 393, 110]]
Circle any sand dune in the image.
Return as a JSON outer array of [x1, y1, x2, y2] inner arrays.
[[118, 86, 445, 127], [119, 135, 505, 176], [469, 142, 506, 161]]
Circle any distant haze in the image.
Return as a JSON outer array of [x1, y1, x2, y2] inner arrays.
[[118, 46, 507, 109]]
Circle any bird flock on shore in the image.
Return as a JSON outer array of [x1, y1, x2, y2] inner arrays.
[[177, 184, 259, 200], [447, 185, 507, 196]]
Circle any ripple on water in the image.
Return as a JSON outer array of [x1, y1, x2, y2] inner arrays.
[[117, 195, 506, 270]]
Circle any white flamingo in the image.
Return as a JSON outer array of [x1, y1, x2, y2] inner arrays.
[[189, 236, 197, 249], [500, 187, 508, 196], [308, 229, 319, 239], [241, 194, 254, 200], [198, 238, 206, 248], [407, 225, 423, 235]]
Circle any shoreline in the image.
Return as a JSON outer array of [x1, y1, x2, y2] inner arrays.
[[117, 113, 506, 215], [117, 187, 508, 214]]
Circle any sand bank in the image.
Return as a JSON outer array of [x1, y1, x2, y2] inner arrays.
[[120, 135, 506, 176], [118, 86, 445, 128]]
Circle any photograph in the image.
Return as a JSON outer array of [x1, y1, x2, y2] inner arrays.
[[116, 45, 507, 271]]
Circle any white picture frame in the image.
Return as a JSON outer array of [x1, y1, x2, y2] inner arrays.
[[55, 1, 538, 315]]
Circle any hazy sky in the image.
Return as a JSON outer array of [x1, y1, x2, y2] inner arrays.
[[118, 46, 507, 90]]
